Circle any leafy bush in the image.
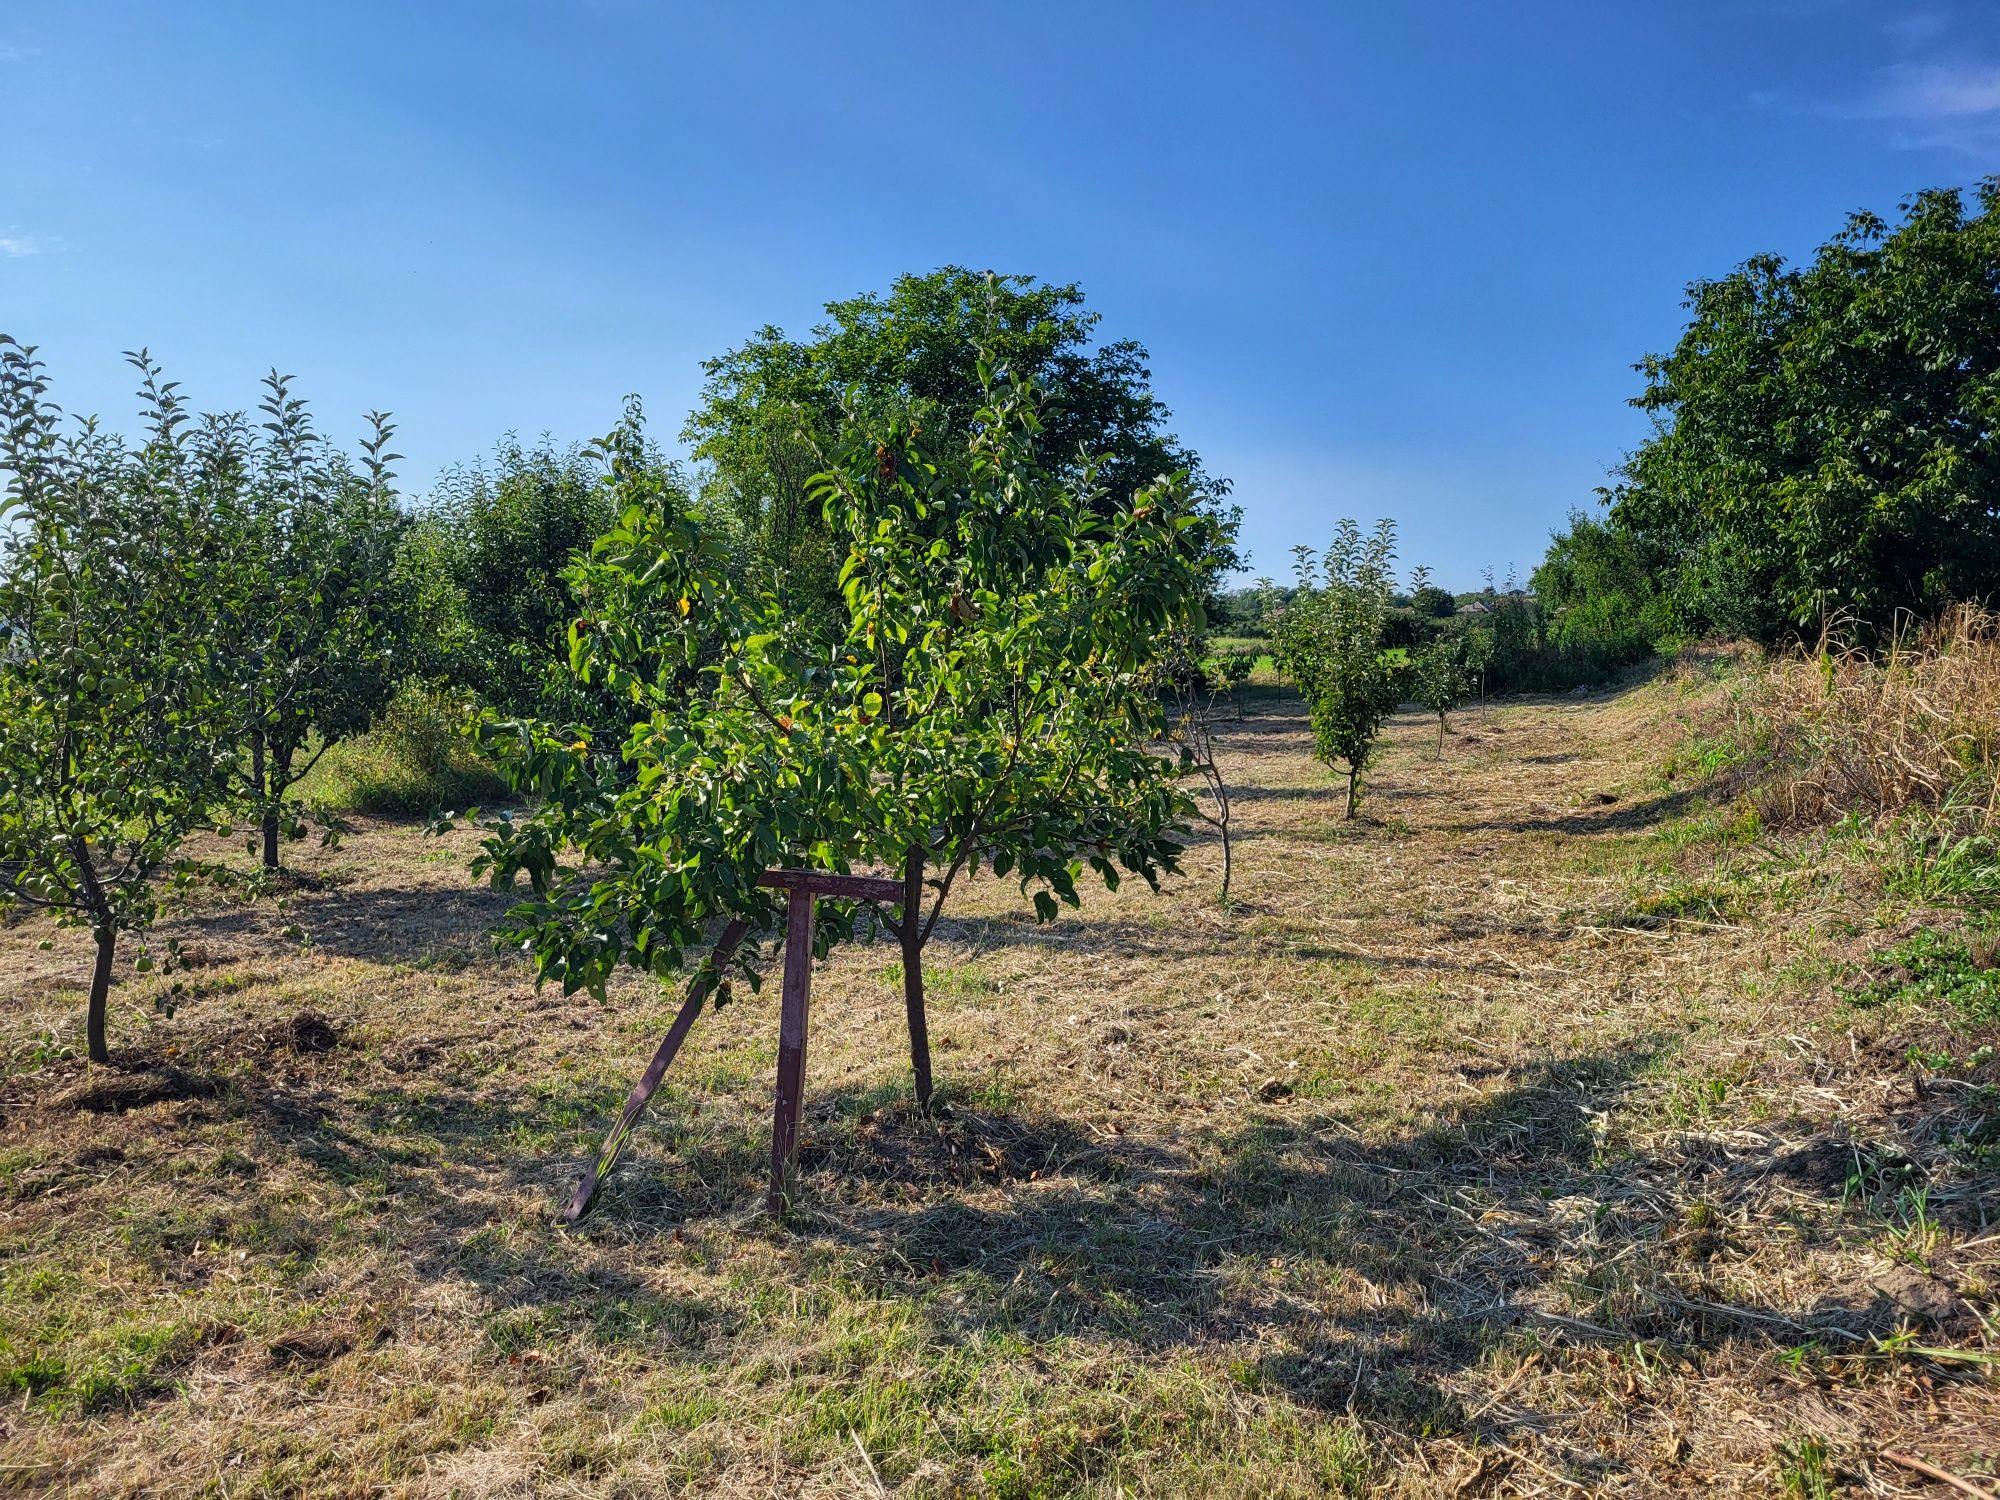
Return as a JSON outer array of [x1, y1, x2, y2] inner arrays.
[[1446, 590, 1655, 696], [303, 682, 507, 817], [402, 436, 668, 724], [1202, 647, 1256, 706], [1209, 587, 1276, 636], [1531, 508, 1672, 671], [1409, 583, 1456, 619]]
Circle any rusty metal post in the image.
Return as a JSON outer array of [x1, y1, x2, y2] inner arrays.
[[767, 886, 817, 1213]]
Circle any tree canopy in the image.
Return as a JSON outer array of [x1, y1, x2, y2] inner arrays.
[[401, 436, 669, 722], [473, 358, 1212, 1107], [1602, 181, 2000, 643], [684, 267, 1239, 632]]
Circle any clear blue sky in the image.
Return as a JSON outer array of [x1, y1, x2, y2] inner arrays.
[[4, 2, 1994, 588]]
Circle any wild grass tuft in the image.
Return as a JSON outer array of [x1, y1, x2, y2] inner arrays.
[[300, 680, 509, 817], [1732, 605, 2000, 835]]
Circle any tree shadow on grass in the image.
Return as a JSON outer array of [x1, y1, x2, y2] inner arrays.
[[569, 1038, 1906, 1485], [145, 875, 524, 975], [68, 1009, 1970, 1485], [809, 1047, 1659, 1353], [1444, 785, 1707, 838], [1220, 782, 1354, 803], [929, 908, 1539, 979], [1213, 706, 1312, 738], [293, 878, 522, 971], [115, 1047, 757, 1369]]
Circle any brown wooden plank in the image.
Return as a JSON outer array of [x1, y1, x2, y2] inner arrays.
[[766, 889, 817, 1213], [559, 916, 751, 1224], [758, 868, 903, 903]]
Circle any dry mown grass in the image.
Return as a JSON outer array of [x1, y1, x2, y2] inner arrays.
[[2, 675, 1998, 1497]]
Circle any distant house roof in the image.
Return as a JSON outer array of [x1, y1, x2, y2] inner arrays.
[[1456, 601, 1491, 615]]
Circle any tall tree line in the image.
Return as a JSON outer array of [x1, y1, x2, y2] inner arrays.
[[1538, 180, 2000, 655], [0, 268, 1238, 1063]]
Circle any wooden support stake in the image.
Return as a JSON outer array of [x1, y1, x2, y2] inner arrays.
[[560, 916, 751, 1224], [559, 868, 904, 1224], [767, 887, 817, 1214]]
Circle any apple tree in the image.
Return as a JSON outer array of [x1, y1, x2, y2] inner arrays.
[[207, 374, 408, 871], [1269, 518, 1405, 818], [0, 340, 234, 1062]]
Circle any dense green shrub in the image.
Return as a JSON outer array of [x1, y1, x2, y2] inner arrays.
[[302, 681, 507, 817], [402, 436, 687, 724], [1531, 509, 1672, 667], [1607, 182, 2000, 642], [1209, 586, 1275, 636]]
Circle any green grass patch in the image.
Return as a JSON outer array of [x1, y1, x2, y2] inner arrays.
[[1, 1318, 203, 1416], [1854, 923, 2000, 1025], [302, 736, 508, 818]]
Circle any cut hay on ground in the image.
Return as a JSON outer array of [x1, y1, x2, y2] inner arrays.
[[2, 680, 1997, 1497]]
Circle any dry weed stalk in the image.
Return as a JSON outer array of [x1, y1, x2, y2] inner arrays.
[[1743, 605, 2000, 832]]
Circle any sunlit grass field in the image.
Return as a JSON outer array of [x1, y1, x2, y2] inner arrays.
[[4, 679, 1998, 1497]]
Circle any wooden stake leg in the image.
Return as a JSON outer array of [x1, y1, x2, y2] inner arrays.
[[555, 867, 904, 1225], [560, 917, 751, 1224], [767, 890, 817, 1214]]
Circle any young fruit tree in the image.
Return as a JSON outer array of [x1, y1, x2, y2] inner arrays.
[[0, 341, 233, 1063], [470, 360, 1216, 1113], [208, 374, 408, 871], [1269, 518, 1405, 818], [1207, 648, 1256, 718], [1410, 631, 1474, 755], [811, 370, 1220, 1106]]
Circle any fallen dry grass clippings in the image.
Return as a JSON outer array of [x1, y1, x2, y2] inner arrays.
[[1, 674, 1997, 1497]]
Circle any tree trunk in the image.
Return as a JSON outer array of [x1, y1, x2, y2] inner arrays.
[[1345, 766, 1360, 820], [270, 743, 298, 872], [900, 846, 934, 1113], [251, 730, 280, 871], [1437, 713, 1447, 757], [86, 925, 116, 1065]]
